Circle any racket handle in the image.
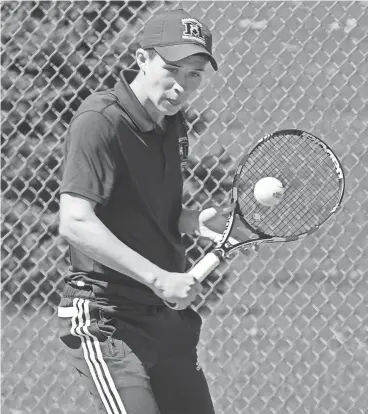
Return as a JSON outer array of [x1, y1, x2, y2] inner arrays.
[[164, 252, 222, 310], [188, 252, 221, 282]]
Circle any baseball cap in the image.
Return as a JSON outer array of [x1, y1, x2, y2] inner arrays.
[[141, 9, 218, 71]]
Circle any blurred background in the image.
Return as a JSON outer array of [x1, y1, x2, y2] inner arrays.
[[1, 1, 367, 413]]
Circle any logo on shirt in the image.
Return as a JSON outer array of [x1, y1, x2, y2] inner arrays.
[[182, 18, 206, 46], [178, 136, 189, 168]]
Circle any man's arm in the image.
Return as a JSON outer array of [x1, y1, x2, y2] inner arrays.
[[59, 194, 202, 309], [59, 193, 164, 287]]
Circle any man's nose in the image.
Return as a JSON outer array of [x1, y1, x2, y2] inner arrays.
[[173, 74, 188, 94], [173, 81, 185, 94]]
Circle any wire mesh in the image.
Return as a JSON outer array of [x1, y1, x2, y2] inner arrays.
[[1, 1, 367, 413]]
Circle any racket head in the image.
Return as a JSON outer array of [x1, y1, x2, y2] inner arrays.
[[232, 129, 345, 241]]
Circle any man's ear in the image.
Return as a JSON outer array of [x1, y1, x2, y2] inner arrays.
[[135, 48, 150, 73]]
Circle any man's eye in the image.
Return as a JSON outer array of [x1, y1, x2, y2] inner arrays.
[[166, 67, 178, 73], [191, 72, 201, 77]]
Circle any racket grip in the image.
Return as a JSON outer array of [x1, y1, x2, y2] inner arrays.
[[164, 252, 221, 310], [188, 252, 221, 282]]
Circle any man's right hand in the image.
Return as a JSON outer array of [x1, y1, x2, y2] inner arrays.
[[152, 272, 203, 310]]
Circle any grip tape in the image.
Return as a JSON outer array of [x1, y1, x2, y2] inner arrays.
[[188, 252, 221, 282]]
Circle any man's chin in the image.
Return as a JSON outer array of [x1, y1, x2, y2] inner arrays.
[[160, 105, 180, 116], [159, 100, 182, 115]]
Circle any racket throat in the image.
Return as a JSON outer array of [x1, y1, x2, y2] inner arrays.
[[213, 248, 226, 259]]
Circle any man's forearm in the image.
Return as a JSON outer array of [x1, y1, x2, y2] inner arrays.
[[178, 208, 201, 235], [60, 215, 165, 288]]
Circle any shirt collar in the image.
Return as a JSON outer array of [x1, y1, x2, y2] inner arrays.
[[114, 69, 156, 132]]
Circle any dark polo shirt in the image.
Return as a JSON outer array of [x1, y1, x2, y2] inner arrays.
[[60, 70, 189, 304]]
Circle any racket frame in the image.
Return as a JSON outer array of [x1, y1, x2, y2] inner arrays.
[[191, 129, 345, 272]]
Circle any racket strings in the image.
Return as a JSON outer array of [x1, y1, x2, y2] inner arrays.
[[262, 139, 337, 230], [237, 133, 342, 237], [252, 146, 339, 230], [284, 159, 338, 230], [247, 147, 339, 232]]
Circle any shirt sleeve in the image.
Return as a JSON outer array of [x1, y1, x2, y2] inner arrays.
[[60, 111, 117, 205]]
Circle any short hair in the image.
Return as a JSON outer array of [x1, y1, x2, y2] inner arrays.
[[143, 48, 156, 59]]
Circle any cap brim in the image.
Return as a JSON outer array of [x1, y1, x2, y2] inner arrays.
[[154, 44, 218, 71]]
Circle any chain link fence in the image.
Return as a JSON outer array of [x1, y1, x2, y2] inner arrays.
[[1, 1, 367, 413]]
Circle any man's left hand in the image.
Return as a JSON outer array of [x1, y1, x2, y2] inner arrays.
[[196, 205, 259, 254]]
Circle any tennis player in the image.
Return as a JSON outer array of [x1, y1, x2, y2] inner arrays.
[[58, 8, 234, 414]]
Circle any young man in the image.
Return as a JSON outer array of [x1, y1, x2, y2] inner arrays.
[[58, 8, 229, 414]]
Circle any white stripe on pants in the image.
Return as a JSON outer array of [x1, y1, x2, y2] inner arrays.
[[70, 298, 127, 414]]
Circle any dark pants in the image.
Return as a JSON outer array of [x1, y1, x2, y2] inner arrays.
[[57, 284, 215, 414]]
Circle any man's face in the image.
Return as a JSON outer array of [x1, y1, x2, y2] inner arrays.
[[144, 52, 208, 115]]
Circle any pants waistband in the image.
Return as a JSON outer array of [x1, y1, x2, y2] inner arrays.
[[62, 283, 95, 299], [62, 281, 165, 307]]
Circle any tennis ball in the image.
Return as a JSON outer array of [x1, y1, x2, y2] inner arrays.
[[253, 177, 285, 207]]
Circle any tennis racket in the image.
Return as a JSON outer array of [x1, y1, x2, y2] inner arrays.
[[166, 129, 345, 309]]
